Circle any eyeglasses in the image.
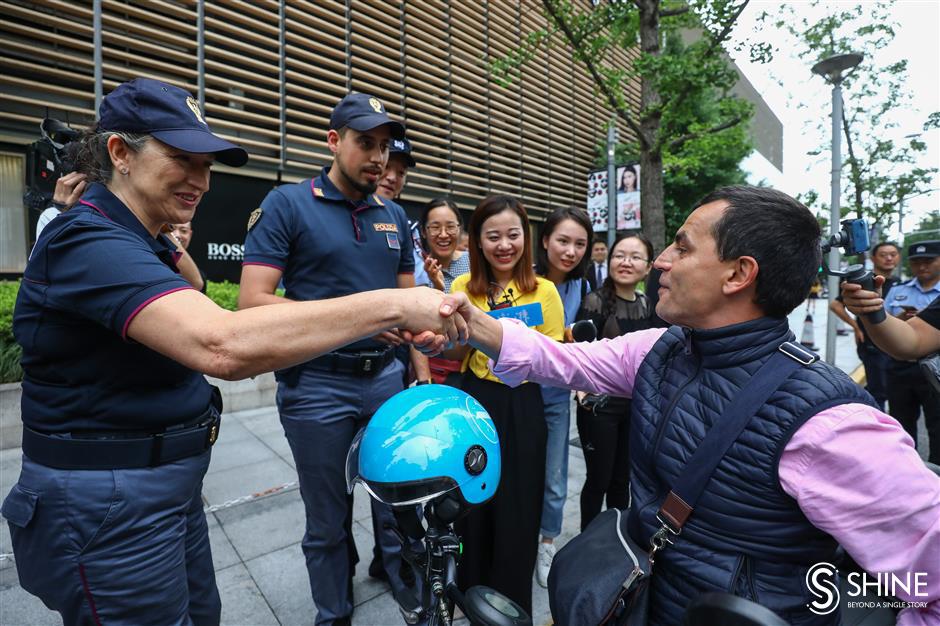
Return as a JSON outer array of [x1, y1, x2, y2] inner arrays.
[[427, 223, 460, 236], [611, 254, 649, 265]]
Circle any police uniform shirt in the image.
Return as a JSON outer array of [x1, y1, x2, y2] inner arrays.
[[14, 182, 212, 434], [243, 167, 414, 350], [884, 277, 940, 318], [884, 277, 940, 375]]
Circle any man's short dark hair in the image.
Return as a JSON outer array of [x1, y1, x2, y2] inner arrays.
[[697, 185, 821, 318], [593, 238, 608, 248], [872, 241, 899, 256]]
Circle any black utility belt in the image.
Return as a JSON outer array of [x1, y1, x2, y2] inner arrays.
[[308, 346, 396, 377], [22, 412, 221, 470]]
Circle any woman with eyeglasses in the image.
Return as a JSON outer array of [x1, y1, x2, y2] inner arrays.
[[420, 197, 470, 293], [419, 198, 472, 386], [446, 195, 564, 615], [574, 232, 657, 530]]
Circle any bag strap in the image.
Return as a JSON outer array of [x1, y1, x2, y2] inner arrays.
[[649, 341, 818, 558]]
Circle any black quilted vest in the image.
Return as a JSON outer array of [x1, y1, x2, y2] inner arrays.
[[627, 317, 875, 625]]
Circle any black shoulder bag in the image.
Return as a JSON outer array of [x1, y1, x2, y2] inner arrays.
[[548, 342, 817, 626]]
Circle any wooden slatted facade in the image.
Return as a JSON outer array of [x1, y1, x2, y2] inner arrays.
[[1, 0, 641, 225]]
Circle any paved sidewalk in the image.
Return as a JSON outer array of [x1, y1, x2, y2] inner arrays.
[[0, 307, 880, 625]]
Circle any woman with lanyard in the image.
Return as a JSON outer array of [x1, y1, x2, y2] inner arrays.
[[447, 195, 564, 615], [420, 198, 472, 386], [573, 232, 657, 530], [531, 206, 592, 587], [2, 78, 463, 626]]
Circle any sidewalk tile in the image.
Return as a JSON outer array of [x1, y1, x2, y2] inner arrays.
[[208, 513, 241, 571], [215, 417, 256, 443], [217, 563, 279, 626], [0, 580, 58, 625], [208, 436, 280, 475], [235, 408, 283, 438], [352, 484, 373, 524], [215, 490, 306, 562], [349, 590, 408, 626], [0, 448, 22, 499], [350, 519, 394, 608], [244, 544, 317, 626], [202, 457, 296, 506], [252, 428, 296, 467]]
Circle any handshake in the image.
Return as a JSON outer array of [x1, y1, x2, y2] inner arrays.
[[390, 287, 476, 356]]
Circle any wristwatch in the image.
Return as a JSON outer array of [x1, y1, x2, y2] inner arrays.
[[415, 379, 433, 386]]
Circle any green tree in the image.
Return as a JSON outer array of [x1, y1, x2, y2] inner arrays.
[[766, 1, 938, 232], [491, 0, 761, 252]]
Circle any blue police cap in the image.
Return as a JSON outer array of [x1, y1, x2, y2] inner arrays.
[[908, 240, 940, 259], [389, 136, 416, 167], [98, 78, 248, 167], [330, 93, 405, 139]]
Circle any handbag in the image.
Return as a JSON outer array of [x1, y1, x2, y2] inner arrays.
[[547, 342, 816, 626]]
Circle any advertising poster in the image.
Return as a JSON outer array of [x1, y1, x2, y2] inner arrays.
[[586, 164, 641, 232]]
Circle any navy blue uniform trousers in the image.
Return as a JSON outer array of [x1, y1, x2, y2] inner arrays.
[[2, 451, 218, 626], [277, 360, 411, 625]]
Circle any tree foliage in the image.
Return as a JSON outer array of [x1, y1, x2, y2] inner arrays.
[[604, 32, 753, 239], [765, 1, 938, 233], [491, 0, 760, 252]]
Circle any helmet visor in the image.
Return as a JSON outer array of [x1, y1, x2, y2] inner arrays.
[[345, 428, 366, 495], [345, 428, 460, 506]]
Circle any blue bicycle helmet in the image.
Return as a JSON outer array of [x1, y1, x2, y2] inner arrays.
[[346, 385, 500, 509]]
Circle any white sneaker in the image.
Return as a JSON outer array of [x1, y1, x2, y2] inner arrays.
[[536, 542, 556, 588]]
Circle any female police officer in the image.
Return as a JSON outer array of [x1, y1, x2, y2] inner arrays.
[[1, 78, 464, 626]]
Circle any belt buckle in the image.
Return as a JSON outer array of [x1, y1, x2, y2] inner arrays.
[[357, 351, 382, 376], [205, 418, 220, 447]]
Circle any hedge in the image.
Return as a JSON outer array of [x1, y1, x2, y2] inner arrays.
[[0, 279, 246, 383]]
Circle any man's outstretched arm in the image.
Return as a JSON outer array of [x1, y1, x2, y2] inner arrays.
[[437, 293, 663, 396], [842, 280, 940, 360]]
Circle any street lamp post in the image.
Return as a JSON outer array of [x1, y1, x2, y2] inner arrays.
[[812, 52, 864, 365]]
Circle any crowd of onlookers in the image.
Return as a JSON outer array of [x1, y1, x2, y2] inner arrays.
[[19, 82, 938, 625]]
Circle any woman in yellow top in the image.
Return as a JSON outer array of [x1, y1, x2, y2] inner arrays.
[[448, 195, 564, 615]]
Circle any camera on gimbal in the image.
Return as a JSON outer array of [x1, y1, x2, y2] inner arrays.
[[821, 218, 886, 323], [23, 118, 81, 211]]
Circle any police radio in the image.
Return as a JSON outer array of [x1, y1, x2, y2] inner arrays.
[[820, 218, 885, 323]]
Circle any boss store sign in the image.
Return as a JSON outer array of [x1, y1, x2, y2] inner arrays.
[[187, 172, 272, 283]]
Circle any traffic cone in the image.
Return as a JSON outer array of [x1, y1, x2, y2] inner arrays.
[[800, 312, 816, 349]]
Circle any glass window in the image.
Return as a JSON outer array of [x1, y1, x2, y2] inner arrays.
[[0, 152, 27, 273]]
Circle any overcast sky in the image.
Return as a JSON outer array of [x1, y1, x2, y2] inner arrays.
[[728, 0, 939, 242]]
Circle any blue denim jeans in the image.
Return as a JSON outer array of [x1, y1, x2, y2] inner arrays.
[[539, 399, 571, 538]]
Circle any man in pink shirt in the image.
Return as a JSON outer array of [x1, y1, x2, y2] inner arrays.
[[439, 186, 939, 624]]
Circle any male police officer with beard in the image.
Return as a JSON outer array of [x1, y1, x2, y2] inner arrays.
[[239, 94, 419, 625]]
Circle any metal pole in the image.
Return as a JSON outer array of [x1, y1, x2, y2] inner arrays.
[[93, 0, 102, 110], [197, 0, 205, 108], [825, 81, 843, 365], [279, 0, 286, 171], [606, 120, 617, 248]]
